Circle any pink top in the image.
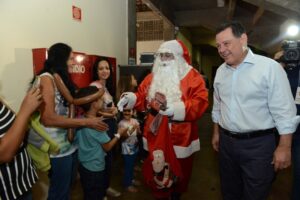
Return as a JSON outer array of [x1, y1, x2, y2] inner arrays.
[[90, 81, 114, 109]]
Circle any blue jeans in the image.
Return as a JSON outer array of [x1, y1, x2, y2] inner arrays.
[[123, 153, 137, 187], [48, 152, 77, 200], [292, 132, 300, 200], [79, 164, 105, 200]]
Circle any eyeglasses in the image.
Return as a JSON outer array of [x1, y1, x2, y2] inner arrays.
[[154, 53, 175, 61]]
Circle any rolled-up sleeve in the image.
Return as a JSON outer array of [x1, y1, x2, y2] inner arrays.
[[267, 62, 300, 135]]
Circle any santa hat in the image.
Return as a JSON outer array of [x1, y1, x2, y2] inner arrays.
[[157, 40, 191, 65]]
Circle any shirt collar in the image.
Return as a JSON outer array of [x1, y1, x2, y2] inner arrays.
[[243, 48, 256, 65], [225, 48, 256, 69]]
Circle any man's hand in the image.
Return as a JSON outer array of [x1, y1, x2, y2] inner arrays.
[[212, 123, 220, 152], [272, 134, 292, 171], [272, 145, 291, 171]]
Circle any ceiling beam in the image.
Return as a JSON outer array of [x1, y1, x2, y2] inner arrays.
[[175, 8, 227, 28], [142, 0, 175, 26], [227, 0, 237, 20], [252, 0, 265, 26], [243, 0, 300, 20]]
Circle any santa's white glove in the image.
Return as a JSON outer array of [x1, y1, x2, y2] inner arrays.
[[159, 104, 174, 117], [117, 92, 137, 112]]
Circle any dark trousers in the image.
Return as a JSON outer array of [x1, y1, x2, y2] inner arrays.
[[292, 132, 300, 200], [79, 164, 105, 200], [103, 118, 117, 191], [123, 153, 137, 187], [219, 130, 276, 200]]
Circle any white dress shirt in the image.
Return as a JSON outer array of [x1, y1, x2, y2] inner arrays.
[[212, 49, 300, 135]]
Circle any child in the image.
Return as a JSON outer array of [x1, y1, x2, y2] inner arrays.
[[74, 86, 127, 200], [118, 108, 141, 192]]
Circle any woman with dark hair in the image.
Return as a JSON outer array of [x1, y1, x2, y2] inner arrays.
[[90, 58, 120, 197], [37, 43, 108, 200], [92, 58, 115, 98]]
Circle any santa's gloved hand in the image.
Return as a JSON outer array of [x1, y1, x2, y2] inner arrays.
[[159, 104, 174, 117], [117, 92, 137, 112]]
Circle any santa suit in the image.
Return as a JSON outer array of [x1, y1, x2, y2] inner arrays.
[[134, 67, 208, 196]]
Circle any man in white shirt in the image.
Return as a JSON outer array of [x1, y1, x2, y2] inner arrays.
[[212, 20, 299, 200]]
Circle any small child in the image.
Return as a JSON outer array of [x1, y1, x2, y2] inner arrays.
[[118, 108, 141, 193], [74, 86, 127, 200]]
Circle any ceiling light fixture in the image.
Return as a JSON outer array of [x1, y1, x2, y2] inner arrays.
[[287, 24, 299, 37]]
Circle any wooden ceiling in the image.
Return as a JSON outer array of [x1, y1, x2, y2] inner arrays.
[[137, 0, 300, 55]]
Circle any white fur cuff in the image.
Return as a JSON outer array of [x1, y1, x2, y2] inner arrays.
[[172, 101, 185, 121]]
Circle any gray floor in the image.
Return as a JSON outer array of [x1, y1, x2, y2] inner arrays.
[[33, 113, 293, 199]]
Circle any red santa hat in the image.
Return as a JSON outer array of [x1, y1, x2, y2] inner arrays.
[[157, 40, 191, 65]]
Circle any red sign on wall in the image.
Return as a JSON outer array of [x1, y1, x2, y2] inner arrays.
[[32, 48, 117, 90], [72, 6, 82, 21]]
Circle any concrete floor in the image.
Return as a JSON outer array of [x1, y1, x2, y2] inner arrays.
[[32, 113, 293, 200]]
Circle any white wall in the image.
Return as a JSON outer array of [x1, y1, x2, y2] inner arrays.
[[0, 0, 128, 110]]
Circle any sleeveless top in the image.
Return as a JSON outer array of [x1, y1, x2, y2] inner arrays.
[[39, 72, 77, 158]]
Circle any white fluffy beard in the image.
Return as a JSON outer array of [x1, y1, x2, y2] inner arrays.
[[148, 59, 182, 104]]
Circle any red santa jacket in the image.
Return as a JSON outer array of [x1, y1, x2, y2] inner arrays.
[[134, 68, 208, 158]]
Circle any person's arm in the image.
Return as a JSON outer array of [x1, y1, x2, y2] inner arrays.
[[272, 134, 292, 171], [267, 61, 300, 170], [212, 123, 220, 152], [39, 76, 108, 131], [117, 74, 152, 112], [211, 71, 221, 152], [101, 137, 119, 152], [160, 71, 208, 121], [101, 127, 128, 152], [97, 107, 118, 118], [0, 88, 42, 163]]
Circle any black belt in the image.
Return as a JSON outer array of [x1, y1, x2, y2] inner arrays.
[[220, 126, 275, 139]]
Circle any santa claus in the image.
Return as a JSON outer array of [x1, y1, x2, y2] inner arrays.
[[118, 40, 208, 199]]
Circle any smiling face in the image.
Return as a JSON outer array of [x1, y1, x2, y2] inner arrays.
[[122, 108, 133, 120], [97, 60, 111, 81], [216, 27, 248, 67]]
